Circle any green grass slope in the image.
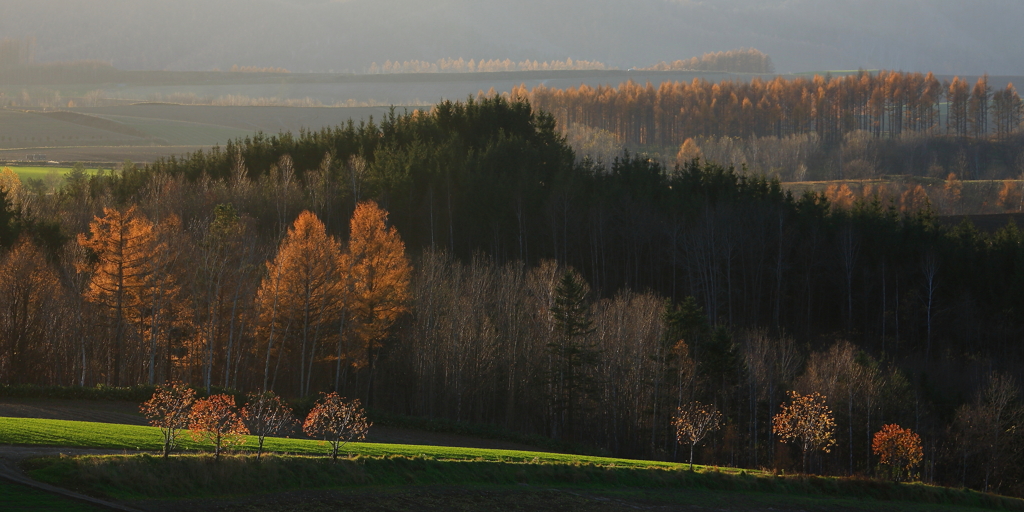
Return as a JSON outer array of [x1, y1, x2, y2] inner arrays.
[[0, 417, 673, 467], [4, 417, 1024, 511]]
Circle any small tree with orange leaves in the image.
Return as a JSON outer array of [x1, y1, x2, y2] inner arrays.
[[772, 391, 836, 473], [189, 394, 248, 460], [140, 381, 196, 458], [672, 401, 722, 470], [241, 391, 296, 461], [302, 392, 370, 461], [872, 424, 923, 482]]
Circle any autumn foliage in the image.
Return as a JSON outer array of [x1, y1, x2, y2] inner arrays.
[[347, 201, 411, 369], [302, 392, 371, 460], [525, 71, 1022, 148], [872, 424, 923, 482], [672, 401, 723, 470], [773, 391, 836, 473], [188, 394, 248, 459], [256, 210, 344, 395], [78, 206, 157, 386], [241, 391, 296, 461], [140, 381, 196, 458]]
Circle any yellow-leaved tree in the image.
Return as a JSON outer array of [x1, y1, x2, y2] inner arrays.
[[347, 201, 411, 404], [772, 391, 836, 474]]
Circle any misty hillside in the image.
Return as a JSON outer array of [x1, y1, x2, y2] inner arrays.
[[1, 0, 1022, 76]]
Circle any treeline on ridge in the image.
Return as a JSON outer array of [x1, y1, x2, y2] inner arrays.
[[639, 48, 774, 74], [524, 70, 1024, 147], [1, 97, 1024, 493]]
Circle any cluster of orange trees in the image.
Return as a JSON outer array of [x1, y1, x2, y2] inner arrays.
[[521, 71, 1022, 147], [11, 197, 409, 397], [141, 382, 369, 460], [675, 392, 923, 481]]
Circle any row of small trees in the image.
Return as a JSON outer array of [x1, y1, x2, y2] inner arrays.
[[140, 382, 370, 460], [674, 392, 922, 481]]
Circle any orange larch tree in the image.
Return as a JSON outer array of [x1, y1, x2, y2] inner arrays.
[[78, 206, 157, 385], [256, 210, 344, 396], [346, 201, 411, 403]]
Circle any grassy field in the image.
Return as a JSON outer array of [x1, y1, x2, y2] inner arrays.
[[0, 479, 104, 512], [5, 166, 103, 182], [4, 416, 1024, 511], [0, 417, 677, 468]]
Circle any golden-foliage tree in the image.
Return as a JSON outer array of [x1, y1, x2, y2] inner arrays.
[[189, 393, 248, 459], [872, 423, 923, 482], [675, 138, 703, 167], [140, 381, 196, 458], [78, 206, 157, 385], [997, 180, 1022, 212], [302, 391, 371, 461], [256, 210, 344, 396], [773, 391, 836, 473], [347, 201, 411, 397], [673, 401, 723, 469]]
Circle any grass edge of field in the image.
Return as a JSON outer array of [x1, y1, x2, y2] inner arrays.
[[4, 416, 1024, 511], [0, 416, 685, 468]]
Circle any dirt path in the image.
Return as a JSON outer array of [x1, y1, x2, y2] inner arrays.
[[0, 446, 148, 511]]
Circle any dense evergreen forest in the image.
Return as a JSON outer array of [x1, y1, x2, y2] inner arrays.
[[1, 97, 1024, 494]]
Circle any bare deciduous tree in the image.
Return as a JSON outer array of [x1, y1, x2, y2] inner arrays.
[[241, 391, 296, 461]]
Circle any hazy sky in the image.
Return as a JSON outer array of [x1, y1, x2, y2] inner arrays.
[[2, 0, 1021, 75]]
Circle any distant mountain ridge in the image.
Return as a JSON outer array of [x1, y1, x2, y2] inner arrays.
[[0, 0, 1021, 75]]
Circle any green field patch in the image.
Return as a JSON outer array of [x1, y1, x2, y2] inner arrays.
[[5, 417, 1024, 510], [0, 417, 681, 469], [5, 166, 103, 182]]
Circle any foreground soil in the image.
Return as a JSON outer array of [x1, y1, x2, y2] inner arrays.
[[128, 486, 987, 512]]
